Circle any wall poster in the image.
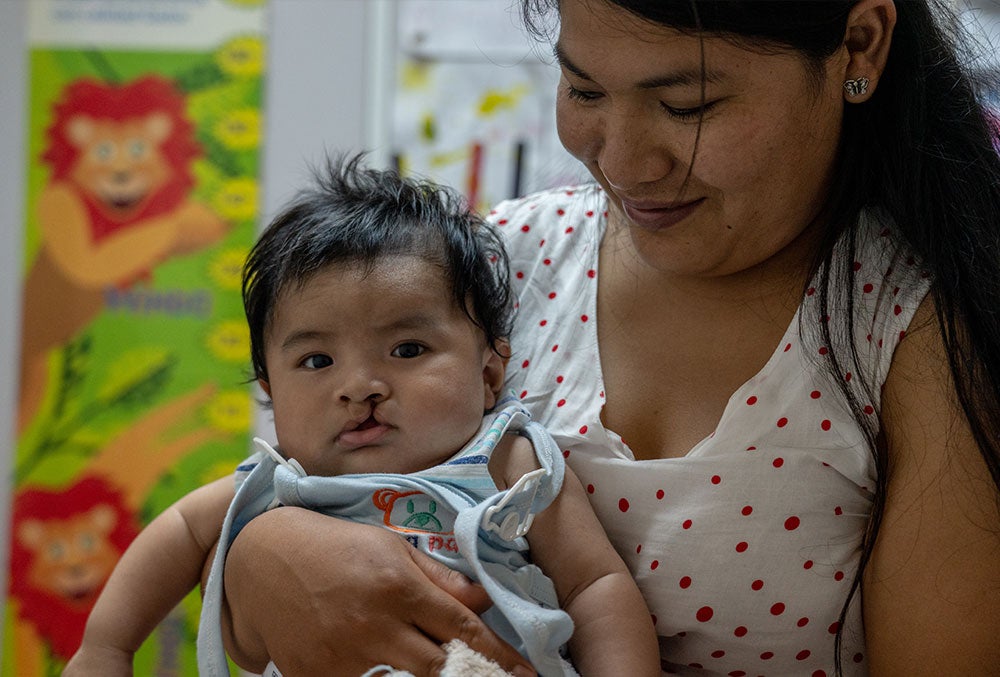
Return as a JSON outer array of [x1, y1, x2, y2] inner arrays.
[[4, 1, 267, 674]]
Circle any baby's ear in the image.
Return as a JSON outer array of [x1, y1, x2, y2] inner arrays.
[[258, 378, 271, 398], [482, 342, 507, 410]]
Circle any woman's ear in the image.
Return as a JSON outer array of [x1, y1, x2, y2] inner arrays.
[[841, 0, 896, 102], [482, 340, 508, 410]]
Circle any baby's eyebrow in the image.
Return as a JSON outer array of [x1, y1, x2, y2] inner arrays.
[[279, 329, 330, 352], [553, 42, 725, 90]]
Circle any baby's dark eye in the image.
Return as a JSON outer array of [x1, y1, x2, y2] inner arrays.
[[392, 343, 425, 359], [302, 354, 333, 369]]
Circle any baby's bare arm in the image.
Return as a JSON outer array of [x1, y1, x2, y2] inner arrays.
[[490, 436, 660, 676], [65, 477, 234, 676]]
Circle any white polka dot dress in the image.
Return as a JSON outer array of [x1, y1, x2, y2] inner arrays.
[[487, 184, 932, 676]]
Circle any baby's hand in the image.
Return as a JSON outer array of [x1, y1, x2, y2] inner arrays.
[[63, 643, 134, 677]]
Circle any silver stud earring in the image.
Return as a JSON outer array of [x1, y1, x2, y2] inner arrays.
[[843, 76, 870, 97]]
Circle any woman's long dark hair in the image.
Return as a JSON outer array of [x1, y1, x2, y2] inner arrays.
[[522, 1, 1000, 673]]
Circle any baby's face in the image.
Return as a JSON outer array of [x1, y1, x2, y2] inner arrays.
[[260, 256, 504, 476]]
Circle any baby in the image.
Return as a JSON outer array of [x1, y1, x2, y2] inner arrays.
[[65, 155, 659, 677]]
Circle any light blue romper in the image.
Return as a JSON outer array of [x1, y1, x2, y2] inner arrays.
[[197, 397, 576, 676]]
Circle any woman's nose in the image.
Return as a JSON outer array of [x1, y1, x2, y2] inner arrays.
[[599, 110, 675, 193]]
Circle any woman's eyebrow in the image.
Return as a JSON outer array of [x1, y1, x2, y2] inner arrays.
[[553, 42, 725, 89]]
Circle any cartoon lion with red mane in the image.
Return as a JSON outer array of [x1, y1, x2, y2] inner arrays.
[[19, 75, 228, 432]]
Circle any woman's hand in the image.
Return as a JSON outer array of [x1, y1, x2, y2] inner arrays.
[[220, 507, 535, 677]]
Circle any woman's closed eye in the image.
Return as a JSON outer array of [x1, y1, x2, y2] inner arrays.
[[565, 82, 715, 121], [301, 354, 333, 369], [565, 83, 602, 102], [391, 342, 426, 359]]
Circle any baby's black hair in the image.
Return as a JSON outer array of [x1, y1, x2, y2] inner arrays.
[[243, 153, 513, 382]]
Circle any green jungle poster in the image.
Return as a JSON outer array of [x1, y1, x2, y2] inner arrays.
[[4, 1, 267, 674]]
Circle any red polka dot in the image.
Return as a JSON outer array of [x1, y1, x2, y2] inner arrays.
[[821, 419, 832, 431], [818, 346, 829, 355], [635, 544, 642, 554], [555, 374, 564, 383], [650, 560, 659, 571], [863, 404, 875, 415], [741, 505, 753, 516], [618, 498, 630, 512], [711, 475, 722, 485], [803, 560, 814, 569], [562, 449, 570, 458], [542, 258, 552, 266], [679, 576, 692, 589], [556, 209, 565, 216], [760, 651, 774, 660], [521, 359, 530, 369], [696, 606, 714, 622], [834, 506, 843, 515], [746, 445, 757, 451], [497, 218, 507, 224], [682, 519, 693, 529], [565, 226, 574, 234], [728, 671, 746, 677], [519, 390, 528, 399], [828, 621, 840, 634], [578, 425, 588, 434], [557, 399, 566, 407], [580, 314, 589, 322], [551, 344, 559, 352], [770, 602, 786, 615], [777, 417, 788, 428], [539, 319, 548, 327], [834, 571, 845, 581], [863, 283, 874, 293], [711, 650, 725, 658], [735, 541, 749, 553], [586, 484, 595, 494], [773, 458, 785, 468], [797, 617, 810, 627], [656, 489, 665, 500], [813, 672, 828, 677], [734, 626, 748, 637], [547, 292, 557, 299], [797, 650, 811, 661], [586, 269, 596, 278], [853, 653, 864, 663], [784, 342, 792, 352], [751, 579, 764, 591], [515, 271, 524, 279], [784, 516, 801, 530], [746, 395, 758, 405], [520, 224, 530, 232]]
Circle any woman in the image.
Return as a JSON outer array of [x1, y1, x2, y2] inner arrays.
[[220, 1, 1000, 674]]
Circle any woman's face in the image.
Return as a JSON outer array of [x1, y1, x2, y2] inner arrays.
[[555, 0, 848, 278]]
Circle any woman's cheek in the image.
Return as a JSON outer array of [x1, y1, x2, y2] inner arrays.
[[556, 98, 598, 164]]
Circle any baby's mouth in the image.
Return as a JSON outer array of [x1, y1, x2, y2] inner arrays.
[[339, 415, 390, 448], [355, 415, 379, 431]]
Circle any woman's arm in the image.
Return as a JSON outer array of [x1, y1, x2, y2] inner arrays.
[[865, 298, 1000, 673], [65, 477, 234, 676], [492, 436, 660, 676], [220, 507, 536, 677]]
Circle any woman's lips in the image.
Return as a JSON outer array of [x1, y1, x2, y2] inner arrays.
[[620, 198, 705, 230]]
